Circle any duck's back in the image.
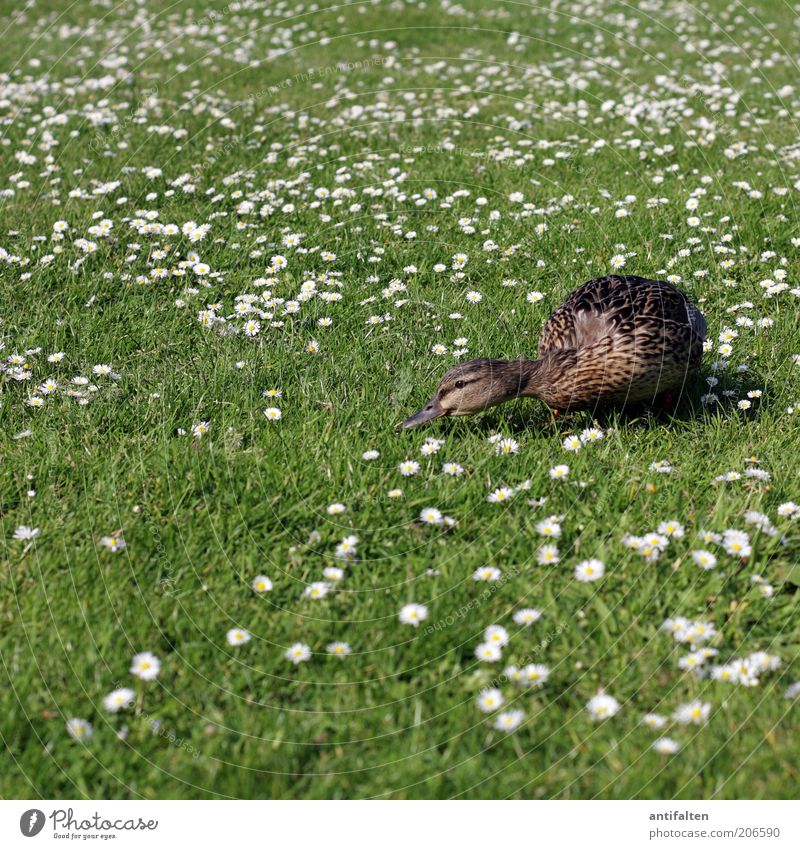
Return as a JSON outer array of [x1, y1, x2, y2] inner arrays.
[[538, 276, 706, 408]]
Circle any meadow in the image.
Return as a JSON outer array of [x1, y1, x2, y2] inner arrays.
[[1, 0, 799, 799]]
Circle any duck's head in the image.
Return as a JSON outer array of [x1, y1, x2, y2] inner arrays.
[[402, 358, 530, 429]]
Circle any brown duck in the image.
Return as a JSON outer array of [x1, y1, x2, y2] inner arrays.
[[402, 275, 707, 428]]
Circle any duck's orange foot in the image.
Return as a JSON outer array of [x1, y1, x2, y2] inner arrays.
[[552, 408, 559, 418]]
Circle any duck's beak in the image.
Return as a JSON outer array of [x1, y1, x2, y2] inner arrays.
[[401, 395, 444, 429]]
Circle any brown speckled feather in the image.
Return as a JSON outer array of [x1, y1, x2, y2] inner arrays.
[[534, 276, 706, 410]]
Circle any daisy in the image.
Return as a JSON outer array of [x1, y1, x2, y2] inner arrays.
[[522, 663, 550, 686], [562, 435, 582, 452], [678, 651, 707, 671], [335, 534, 359, 559], [398, 603, 428, 627], [420, 507, 443, 525], [579, 427, 604, 443], [475, 642, 503, 662], [12, 525, 40, 540], [130, 652, 161, 681], [495, 438, 519, 455], [103, 688, 135, 713], [685, 622, 716, 644], [711, 664, 739, 684], [66, 718, 94, 742], [652, 738, 681, 755], [697, 529, 721, 545], [549, 464, 570, 479], [535, 518, 561, 537], [513, 608, 541, 626], [494, 709, 525, 732], [252, 575, 273, 592], [473, 566, 501, 582], [399, 460, 420, 476], [732, 659, 759, 686], [776, 501, 800, 518], [575, 558, 605, 582], [658, 520, 685, 538], [537, 544, 560, 565], [327, 503, 346, 515], [100, 534, 126, 552], [673, 700, 711, 725], [783, 682, 800, 700], [744, 511, 776, 536], [326, 642, 351, 657], [476, 688, 505, 713], [263, 407, 282, 421], [305, 582, 331, 600], [586, 692, 620, 720], [442, 462, 464, 476], [487, 487, 514, 503], [362, 450, 379, 460], [661, 617, 690, 640], [691, 550, 717, 570], [722, 529, 751, 558], [643, 532, 669, 550], [226, 628, 251, 646], [484, 625, 510, 646], [641, 713, 668, 730], [192, 421, 210, 438], [285, 643, 312, 664]]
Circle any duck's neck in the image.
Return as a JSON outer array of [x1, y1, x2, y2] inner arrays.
[[498, 353, 569, 405]]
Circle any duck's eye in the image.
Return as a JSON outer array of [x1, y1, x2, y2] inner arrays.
[[454, 380, 465, 389]]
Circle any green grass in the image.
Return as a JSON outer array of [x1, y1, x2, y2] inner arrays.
[[1, 0, 799, 799]]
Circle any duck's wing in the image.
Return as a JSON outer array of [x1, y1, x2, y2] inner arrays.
[[540, 327, 697, 410], [542, 275, 705, 352], [538, 300, 578, 355], [539, 275, 634, 355], [536, 276, 706, 408], [592, 276, 706, 372]]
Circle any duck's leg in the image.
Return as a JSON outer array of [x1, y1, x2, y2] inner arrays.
[[655, 390, 676, 415]]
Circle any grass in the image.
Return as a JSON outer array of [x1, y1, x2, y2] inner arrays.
[[1, 0, 799, 799]]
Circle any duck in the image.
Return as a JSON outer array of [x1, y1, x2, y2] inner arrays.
[[402, 275, 707, 428]]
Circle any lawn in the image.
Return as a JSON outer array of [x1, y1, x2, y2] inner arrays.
[[1, 0, 799, 799]]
